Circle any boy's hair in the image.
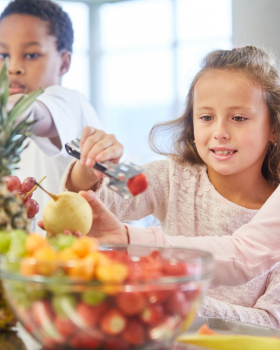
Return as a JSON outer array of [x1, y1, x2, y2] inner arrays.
[[0, 0, 73, 52], [149, 46, 280, 184]]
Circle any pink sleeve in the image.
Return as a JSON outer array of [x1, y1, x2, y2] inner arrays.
[[127, 185, 280, 289], [198, 265, 280, 328]]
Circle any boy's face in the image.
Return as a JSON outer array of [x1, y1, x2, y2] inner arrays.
[[0, 14, 71, 95]]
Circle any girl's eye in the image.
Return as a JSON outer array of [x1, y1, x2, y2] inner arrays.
[[0, 53, 8, 60], [25, 53, 41, 59], [233, 116, 246, 122], [201, 115, 213, 122]]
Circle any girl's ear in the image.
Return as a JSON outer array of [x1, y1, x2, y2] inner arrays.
[[59, 51, 72, 76]]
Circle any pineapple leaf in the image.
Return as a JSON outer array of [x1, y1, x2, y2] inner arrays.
[[0, 60, 9, 112], [10, 113, 37, 138], [8, 88, 43, 125]]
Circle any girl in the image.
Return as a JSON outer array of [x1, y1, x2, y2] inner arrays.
[[62, 46, 280, 328]]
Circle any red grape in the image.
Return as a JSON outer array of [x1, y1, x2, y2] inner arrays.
[[5, 175, 21, 192], [22, 177, 36, 193], [24, 198, 39, 218]]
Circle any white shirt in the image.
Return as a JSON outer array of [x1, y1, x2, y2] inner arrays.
[[16, 85, 102, 234]]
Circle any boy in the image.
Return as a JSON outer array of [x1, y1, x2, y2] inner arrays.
[[0, 0, 102, 231]]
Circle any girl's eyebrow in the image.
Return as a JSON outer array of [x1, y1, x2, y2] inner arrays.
[[196, 106, 253, 111], [0, 43, 8, 48]]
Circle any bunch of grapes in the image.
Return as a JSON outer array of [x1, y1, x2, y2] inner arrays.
[[4, 175, 39, 219]]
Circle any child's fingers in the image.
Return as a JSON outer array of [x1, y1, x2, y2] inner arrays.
[[83, 133, 123, 167], [80, 130, 105, 165], [37, 220, 45, 230], [95, 144, 123, 164], [80, 126, 96, 150]]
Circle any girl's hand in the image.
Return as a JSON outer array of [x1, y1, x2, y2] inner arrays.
[[37, 191, 129, 245], [79, 190, 128, 244], [37, 221, 82, 238], [67, 127, 124, 192], [79, 126, 124, 177]]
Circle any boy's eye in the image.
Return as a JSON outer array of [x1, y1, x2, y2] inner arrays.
[[201, 115, 213, 122], [25, 53, 41, 59], [0, 53, 9, 60], [233, 116, 246, 122]]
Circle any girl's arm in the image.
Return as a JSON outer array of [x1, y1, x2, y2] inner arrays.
[[77, 185, 280, 289], [198, 265, 280, 329], [128, 184, 280, 288]]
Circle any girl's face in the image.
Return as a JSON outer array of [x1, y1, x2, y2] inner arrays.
[[193, 69, 275, 179]]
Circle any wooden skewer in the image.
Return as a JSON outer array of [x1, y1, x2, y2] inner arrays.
[[23, 176, 46, 201]]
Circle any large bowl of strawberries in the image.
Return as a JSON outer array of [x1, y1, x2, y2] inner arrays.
[[0, 234, 214, 350]]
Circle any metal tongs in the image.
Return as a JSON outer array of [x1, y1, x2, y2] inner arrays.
[[65, 138, 145, 199]]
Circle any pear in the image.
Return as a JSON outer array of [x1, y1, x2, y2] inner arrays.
[[43, 191, 92, 236]]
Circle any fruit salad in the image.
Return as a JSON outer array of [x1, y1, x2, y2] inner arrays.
[[0, 233, 212, 350]]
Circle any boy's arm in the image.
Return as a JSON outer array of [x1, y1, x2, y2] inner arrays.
[[8, 94, 58, 138]]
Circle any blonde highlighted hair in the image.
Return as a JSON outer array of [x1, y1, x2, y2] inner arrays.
[[149, 46, 280, 184]]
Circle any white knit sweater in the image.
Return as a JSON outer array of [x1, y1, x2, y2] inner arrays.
[[62, 158, 280, 329]]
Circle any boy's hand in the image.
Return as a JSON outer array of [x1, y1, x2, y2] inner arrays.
[[79, 126, 124, 177]]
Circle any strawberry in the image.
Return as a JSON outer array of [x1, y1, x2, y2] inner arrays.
[[116, 292, 146, 315], [54, 315, 77, 337], [162, 261, 188, 276], [122, 319, 145, 346], [164, 290, 191, 316], [31, 300, 54, 326], [100, 309, 127, 335], [144, 289, 171, 304], [184, 283, 201, 301], [70, 330, 101, 349], [76, 301, 107, 327], [17, 307, 38, 334], [126, 173, 148, 196], [103, 336, 129, 350], [140, 304, 164, 325], [148, 315, 181, 340]]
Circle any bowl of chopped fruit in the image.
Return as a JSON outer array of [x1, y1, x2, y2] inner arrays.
[[0, 233, 214, 350]]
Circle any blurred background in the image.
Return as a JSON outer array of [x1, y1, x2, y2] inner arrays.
[[2, 0, 278, 165], [1, 0, 279, 225]]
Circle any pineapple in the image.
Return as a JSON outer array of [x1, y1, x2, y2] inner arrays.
[[0, 61, 42, 232], [0, 60, 42, 328]]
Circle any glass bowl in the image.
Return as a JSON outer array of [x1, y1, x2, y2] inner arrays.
[[0, 244, 213, 350]]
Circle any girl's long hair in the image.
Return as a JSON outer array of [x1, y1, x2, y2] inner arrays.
[[149, 46, 280, 184]]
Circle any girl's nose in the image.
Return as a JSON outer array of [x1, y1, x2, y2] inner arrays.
[[8, 59, 24, 75], [213, 124, 230, 141]]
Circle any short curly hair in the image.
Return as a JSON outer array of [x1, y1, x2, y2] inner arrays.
[[0, 0, 74, 52]]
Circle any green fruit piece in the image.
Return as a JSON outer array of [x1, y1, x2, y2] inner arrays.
[[52, 294, 77, 317], [81, 290, 107, 306], [0, 232, 10, 253], [47, 233, 77, 251], [10, 230, 27, 241], [6, 230, 27, 259]]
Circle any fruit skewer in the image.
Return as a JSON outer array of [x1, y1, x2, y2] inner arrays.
[[65, 138, 148, 198]]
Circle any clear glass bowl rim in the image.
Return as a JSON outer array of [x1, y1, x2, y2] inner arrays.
[[0, 243, 214, 286]]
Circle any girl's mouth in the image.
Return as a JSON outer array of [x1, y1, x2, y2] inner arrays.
[[210, 148, 237, 161], [211, 150, 237, 155]]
